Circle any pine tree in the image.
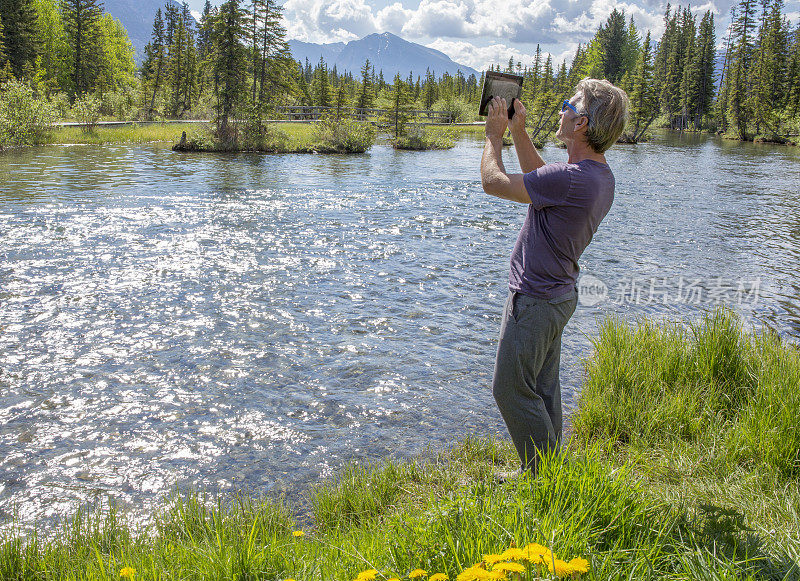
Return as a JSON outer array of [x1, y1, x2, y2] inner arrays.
[[165, 2, 186, 116], [728, 0, 758, 139], [357, 59, 373, 111], [255, 0, 293, 107], [295, 61, 311, 104], [180, 2, 196, 113], [210, 0, 249, 137], [629, 29, 659, 140], [597, 8, 627, 83], [623, 15, 641, 74], [750, 0, 788, 134], [692, 11, 716, 128], [715, 8, 737, 131], [60, 0, 103, 96], [249, 0, 262, 104], [556, 59, 568, 93], [197, 0, 212, 56], [196, 0, 214, 98], [0, 0, 39, 78], [654, 3, 675, 112], [333, 76, 349, 119], [678, 8, 697, 130], [388, 72, 412, 138], [422, 67, 436, 109], [568, 43, 586, 86], [312, 56, 330, 106], [787, 22, 800, 117], [143, 8, 165, 117]]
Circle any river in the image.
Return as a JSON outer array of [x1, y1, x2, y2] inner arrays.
[[1, 132, 799, 532]]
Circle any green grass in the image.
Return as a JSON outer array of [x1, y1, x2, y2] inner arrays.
[[47, 123, 203, 145], [2, 308, 799, 580], [44, 122, 319, 149]]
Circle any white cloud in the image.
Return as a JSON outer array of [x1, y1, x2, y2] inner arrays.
[[375, 3, 412, 34], [402, 0, 474, 38], [550, 0, 662, 40], [426, 39, 569, 71], [284, 0, 367, 41]]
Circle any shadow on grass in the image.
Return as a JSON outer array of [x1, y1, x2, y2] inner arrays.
[[689, 503, 800, 580]]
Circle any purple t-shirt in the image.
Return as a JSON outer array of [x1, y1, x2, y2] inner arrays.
[[509, 159, 615, 299]]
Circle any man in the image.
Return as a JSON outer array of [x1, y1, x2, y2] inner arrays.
[[480, 78, 629, 474]]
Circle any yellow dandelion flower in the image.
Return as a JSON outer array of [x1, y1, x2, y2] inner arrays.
[[356, 569, 379, 581], [546, 558, 574, 577], [429, 574, 448, 581], [567, 557, 589, 574], [499, 548, 525, 561], [410, 569, 428, 579], [457, 566, 490, 581], [119, 567, 136, 579], [293, 530, 305, 538], [487, 571, 506, 581], [285, 579, 298, 581], [387, 578, 402, 581], [482, 554, 505, 566], [520, 543, 552, 564], [491, 562, 525, 574]]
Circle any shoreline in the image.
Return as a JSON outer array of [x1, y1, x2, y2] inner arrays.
[[2, 123, 797, 153]]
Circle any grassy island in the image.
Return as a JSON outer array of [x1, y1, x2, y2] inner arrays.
[[393, 127, 457, 150], [172, 118, 377, 154], [2, 308, 798, 580]]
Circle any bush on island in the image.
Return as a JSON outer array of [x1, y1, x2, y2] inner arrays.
[[0, 80, 56, 148], [311, 116, 376, 153], [48, 92, 71, 120], [394, 125, 456, 150], [71, 94, 102, 133], [432, 94, 473, 123]]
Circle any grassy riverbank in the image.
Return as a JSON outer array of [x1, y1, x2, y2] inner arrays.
[[2, 308, 798, 580], [42, 122, 481, 149], [44, 122, 319, 148], [46, 123, 204, 145]]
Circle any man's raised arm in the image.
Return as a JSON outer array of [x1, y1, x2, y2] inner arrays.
[[480, 97, 531, 204], [508, 99, 546, 174]]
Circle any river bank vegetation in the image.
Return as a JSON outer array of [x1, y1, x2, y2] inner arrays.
[[2, 0, 800, 151], [2, 308, 798, 580]]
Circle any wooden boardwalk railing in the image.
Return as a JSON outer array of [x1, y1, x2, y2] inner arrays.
[[275, 106, 454, 124]]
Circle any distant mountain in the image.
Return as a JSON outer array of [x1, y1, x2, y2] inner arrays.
[[105, 0, 184, 64], [289, 33, 480, 80]]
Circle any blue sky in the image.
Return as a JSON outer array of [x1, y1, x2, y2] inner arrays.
[[186, 0, 800, 71]]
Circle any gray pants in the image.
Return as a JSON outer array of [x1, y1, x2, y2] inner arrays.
[[492, 288, 578, 471]]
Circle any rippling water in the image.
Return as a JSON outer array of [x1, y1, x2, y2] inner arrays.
[[1, 133, 799, 532]]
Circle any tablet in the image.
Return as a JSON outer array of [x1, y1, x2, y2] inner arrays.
[[479, 71, 524, 119]]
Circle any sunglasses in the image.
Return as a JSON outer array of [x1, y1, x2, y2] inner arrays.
[[562, 100, 590, 122]]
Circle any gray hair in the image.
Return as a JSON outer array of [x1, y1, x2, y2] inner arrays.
[[575, 78, 630, 153]]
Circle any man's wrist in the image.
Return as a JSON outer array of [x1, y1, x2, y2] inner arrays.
[[510, 125, 528, 137]]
